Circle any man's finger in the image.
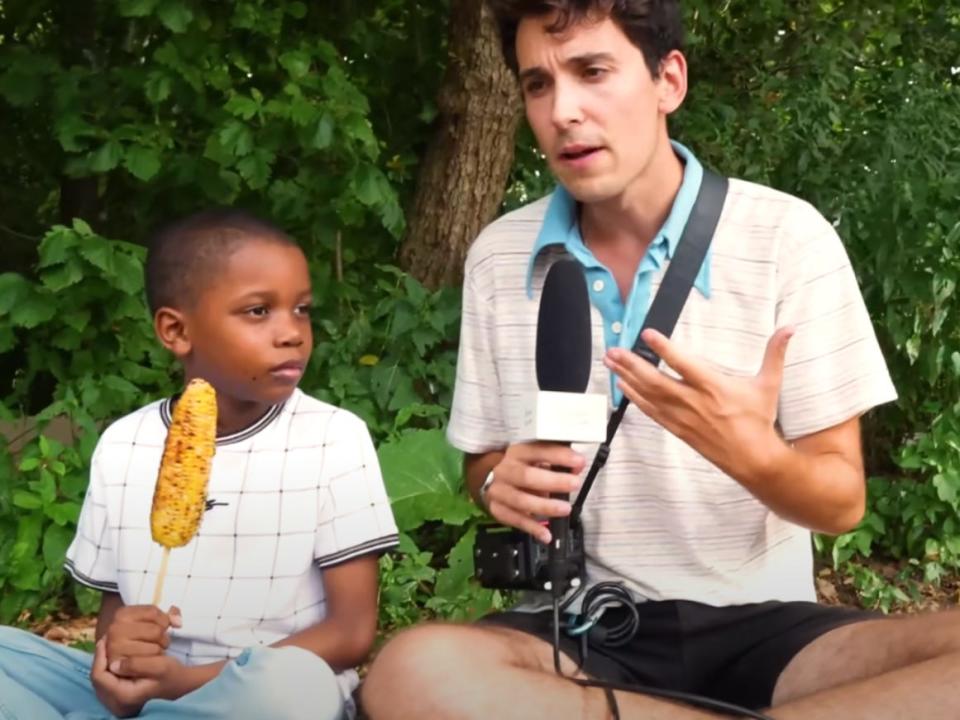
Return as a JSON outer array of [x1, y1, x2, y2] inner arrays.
[[490, 502, 552, 544], [489, 482, 571, 520], [638, 329, 712, 387], [509, 443, 585, 474], [758, 326, 795, 386]]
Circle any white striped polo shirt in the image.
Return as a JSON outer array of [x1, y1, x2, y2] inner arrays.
[[448, 175, 897, 607]]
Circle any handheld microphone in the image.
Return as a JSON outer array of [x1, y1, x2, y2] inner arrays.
[[532, 259, 605, 598]]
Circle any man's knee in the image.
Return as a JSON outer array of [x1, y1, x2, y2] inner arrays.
[[362, 622, 518, 718], [230, 646, 343, 720]]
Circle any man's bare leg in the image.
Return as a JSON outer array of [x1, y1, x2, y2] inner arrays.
[[361, 623, 720, 720], [764, 608, 960, 719]]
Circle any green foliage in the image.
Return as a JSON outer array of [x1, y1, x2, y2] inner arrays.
[[377, 430, 505, 631]]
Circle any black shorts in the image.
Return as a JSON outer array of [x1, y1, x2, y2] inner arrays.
[[479, 599, 876, 710]]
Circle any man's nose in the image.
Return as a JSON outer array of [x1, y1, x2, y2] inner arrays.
[[551, 79, 585, 129]]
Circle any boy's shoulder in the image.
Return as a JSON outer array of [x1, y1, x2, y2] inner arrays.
[[95, 398, 167, 451], [282, 388, 373, 441]]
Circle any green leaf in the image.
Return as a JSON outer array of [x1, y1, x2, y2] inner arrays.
[[0, 274, 32, 315], [118, 0, 160, 17], [378, 429, 480, 532], [89, 140, 123, 173], [225, 94, 260, 121], [219, 121, 254, 157], [435, 527, 477, 598], [237, 148, 274, 189], [124, 146, 163, 182], [157, 0, 194, 32], [42, 524, 74, 573], [311, 115, 334, 150], [10, 293, 56, 328], [145, 72, 172, 103], [280, 51, 312, 79], [12, 491, 42, 510]]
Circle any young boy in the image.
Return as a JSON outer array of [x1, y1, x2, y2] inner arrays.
[[0, 209, 399, 719]]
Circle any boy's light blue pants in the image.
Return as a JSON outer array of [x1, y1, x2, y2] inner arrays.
[[0, 626, 346, 720]]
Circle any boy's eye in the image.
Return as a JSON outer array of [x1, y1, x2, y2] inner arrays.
[[295, 303, 313, 316], [246, 306, 268, 317]]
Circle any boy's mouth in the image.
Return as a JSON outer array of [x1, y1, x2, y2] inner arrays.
[[269, 360, 305, 381]]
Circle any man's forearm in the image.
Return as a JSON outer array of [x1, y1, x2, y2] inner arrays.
[[733, 431, 865, 535], [464, 450, 505, 505]]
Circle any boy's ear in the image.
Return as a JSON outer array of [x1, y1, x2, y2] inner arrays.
[[153, 306, 192, 359]]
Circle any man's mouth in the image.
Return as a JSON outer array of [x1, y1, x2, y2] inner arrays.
[[559, 145, 602, 161]]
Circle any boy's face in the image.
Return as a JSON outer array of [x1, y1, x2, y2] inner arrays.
[[515, 12, 686, 204], [177, 238, 313, 413]]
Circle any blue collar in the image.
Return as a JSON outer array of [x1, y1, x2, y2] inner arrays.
[[525, 140, 710, 298]]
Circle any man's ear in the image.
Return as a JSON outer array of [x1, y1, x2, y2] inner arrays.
[[154, 306, 191, 359], [656, 49, 688, 115]]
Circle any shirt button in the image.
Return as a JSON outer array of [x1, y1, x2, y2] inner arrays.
[[611, 321, 623, 334], [592, 279, 605, 292]]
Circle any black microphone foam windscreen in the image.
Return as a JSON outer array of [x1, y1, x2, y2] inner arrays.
[[535, 259, 592, 394]]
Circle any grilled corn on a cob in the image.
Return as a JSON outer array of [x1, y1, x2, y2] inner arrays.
[[150, 378, 217, 548]]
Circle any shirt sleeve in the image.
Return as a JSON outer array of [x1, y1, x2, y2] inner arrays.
[[776, 201, 898, 440], [446, 248, 510, 453], [64, 442, 120, 592], [313, 412, 399, 568]]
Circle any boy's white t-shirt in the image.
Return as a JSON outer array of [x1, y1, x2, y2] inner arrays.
[[65, 388, 399, 704]]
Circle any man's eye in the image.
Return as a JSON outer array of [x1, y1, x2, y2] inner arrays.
[[524, 79, 547, 95], [584, 66, 607, 79]]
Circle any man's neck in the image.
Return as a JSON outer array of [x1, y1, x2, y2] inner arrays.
[[579, 140, 685, 252]]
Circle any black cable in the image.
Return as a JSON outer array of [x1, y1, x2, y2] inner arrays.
[[549, 589, 778, 720]]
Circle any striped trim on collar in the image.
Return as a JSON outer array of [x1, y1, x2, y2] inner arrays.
[[159, 396, 286, 446]]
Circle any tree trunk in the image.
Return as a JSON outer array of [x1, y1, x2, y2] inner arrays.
[[399, 0, 522, 289], [57, 1, 100, 227]]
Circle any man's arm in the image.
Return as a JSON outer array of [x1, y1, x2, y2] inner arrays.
[[605, 327, 866, 535]]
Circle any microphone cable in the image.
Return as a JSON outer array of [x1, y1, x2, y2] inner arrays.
[[548, 582, 778, 720]]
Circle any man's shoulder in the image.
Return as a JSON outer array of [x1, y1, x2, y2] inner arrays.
[[723, 177, 831, 231], [465, 194, 552, 274]]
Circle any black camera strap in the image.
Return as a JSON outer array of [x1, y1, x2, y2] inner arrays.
[[569, 170, 729, 526]]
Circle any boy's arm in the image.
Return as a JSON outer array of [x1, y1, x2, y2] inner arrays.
[[272, 553, 379, 668], [96, 591, 125, 641], [127, 553, 381, 696]]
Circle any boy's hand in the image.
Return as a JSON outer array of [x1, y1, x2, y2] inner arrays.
[[92, 638, 162, 717], [104, 604, 182, 673]]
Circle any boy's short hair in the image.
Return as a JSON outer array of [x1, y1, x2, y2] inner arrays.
[[144, 208, 296, 315], [490, 0, 684, 78]]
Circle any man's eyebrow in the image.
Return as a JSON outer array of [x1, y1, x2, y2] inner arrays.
[[517, 52, 617, 83]]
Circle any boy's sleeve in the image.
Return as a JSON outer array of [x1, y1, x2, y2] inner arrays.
[[776, 201, 898, 440], [313, 412, 399, 568], [64, 444, 120, 592]]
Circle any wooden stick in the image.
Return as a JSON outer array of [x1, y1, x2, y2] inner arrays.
[[152, 547, 171, 607]]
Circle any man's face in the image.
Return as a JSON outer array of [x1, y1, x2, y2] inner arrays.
[[515, 13, 683, 204], [182, 238, 313, 410]]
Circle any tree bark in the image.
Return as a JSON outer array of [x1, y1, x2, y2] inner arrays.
[[57, 1, 100, 227], [399, 0, 522, 289]]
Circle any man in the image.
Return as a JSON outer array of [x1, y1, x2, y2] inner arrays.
[[363, 2, 960, 718]]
